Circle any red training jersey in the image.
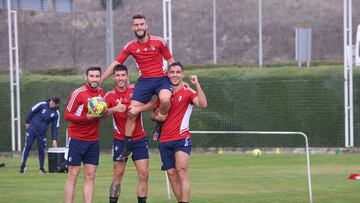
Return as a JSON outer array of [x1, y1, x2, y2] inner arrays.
[[104, 84, 146, 141], [159, 86, 198, 143], [64, 84, 105, 141], [116, 34, 172, 78]]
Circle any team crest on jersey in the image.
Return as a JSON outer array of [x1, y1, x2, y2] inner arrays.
[[50, 113, 55, 117], [150, 46, 155, 50], [42, 109, 46, 114], [136, 49, 141, 53]]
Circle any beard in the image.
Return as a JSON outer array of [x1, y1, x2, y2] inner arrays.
[[88, 81, 99, 89], [116, 81, 126, 90], [134, 29, 147, 40], [170, 80, 180, 86]]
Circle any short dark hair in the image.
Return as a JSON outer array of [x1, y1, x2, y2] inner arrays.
[[113, 64, 128, 75], [168, 61, 184, 71], [51, 97, 60, 105], [132, 13, 146, 21], [86, 66, 101, 76]]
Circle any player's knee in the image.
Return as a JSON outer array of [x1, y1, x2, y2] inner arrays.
[[166, 168, 177, 178], [159, 90, 172, 102], [159, 93, 171, 103], [67, 169, 80, 181], [84, 170, 96, 181], [114, 170, 125, 180], [24, 145, 31, 151], [176, 167, 188, 179], [138, 170, 148, 182], [38, 146, 45, 153]]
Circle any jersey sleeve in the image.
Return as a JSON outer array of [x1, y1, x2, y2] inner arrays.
[[51, 110, 60, 140], [189, 88, 199, 103], [116, 45, 131, 64], [104, 92, 113, 108], [64, 90, 88, 123], [24, 102, 45, 124], [159, 40, 173, 60]]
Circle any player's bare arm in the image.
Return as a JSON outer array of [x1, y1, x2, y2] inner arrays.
[[52, 140, 58, 148], [189, 75, 208, 108], [167, 58, 175, 65], [101, 61, 120, 83]]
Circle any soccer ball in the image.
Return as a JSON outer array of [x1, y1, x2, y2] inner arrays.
[[252, 149, 262, 158], [87, 96, 107, 115]]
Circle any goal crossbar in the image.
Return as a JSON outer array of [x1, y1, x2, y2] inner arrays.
[[190, 130, 313, 203]]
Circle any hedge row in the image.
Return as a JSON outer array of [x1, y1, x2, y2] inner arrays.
[[0, 65, 358, 151]]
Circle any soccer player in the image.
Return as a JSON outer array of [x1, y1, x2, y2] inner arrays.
[[19, 97, 60, 174], [102, 13, 175, 160], [64, 66, 105, 203], [152, 62, 208, 203], [104, 64, 154, 203]]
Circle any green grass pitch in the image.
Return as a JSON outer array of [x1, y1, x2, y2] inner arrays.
[[0, 152, 359, 202]]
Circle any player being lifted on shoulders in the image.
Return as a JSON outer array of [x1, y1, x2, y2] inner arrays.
[[102, 13, 174, 160]]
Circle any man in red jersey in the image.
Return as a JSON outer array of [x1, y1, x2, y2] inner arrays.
[[102, 13, 174, 160], [64, 66, 105, 203], [104, 64, 154, 203], [152, 62, 207, 203]]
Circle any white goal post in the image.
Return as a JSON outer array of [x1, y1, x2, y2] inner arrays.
[[190, 130, 313, 203]]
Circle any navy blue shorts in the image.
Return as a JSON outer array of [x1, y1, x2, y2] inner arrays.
[[66, 138, 100, 166], [132, 76, 172, 104], [159, 137, 192, 170], [112, 137, 149, 162]]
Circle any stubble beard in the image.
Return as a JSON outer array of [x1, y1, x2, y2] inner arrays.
[[135, 29, 147, 40], [88, 81, 99, 89]]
